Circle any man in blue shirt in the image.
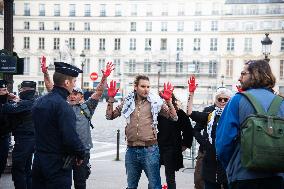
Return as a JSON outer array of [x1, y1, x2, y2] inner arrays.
[[216, 59, 284, 189], [32, 62, 85, 189]]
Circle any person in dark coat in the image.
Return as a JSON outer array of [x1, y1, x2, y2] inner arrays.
[[187, 76, 233, 189], [31, 62, 85, 189], [194, 104, 215, 189], [157, 93, 193, 189], [2, 81, 37, 189]]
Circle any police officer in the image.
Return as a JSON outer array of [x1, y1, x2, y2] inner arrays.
[[0, 80, 10, 178], [2, 81, 37, 189], [42, 60, 114, 189], [31, 62, 85, 189]]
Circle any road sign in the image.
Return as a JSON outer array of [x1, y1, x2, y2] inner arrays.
[[90, 72, 98, 81]]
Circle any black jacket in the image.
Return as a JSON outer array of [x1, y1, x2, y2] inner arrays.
[[191, 110, 227, 184], [157, 109, 193, 171]]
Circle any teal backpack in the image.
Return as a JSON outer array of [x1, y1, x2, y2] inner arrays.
[[240, 92, 284, 172]]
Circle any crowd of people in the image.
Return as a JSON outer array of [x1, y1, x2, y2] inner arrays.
[[0, 59, 283, 189]]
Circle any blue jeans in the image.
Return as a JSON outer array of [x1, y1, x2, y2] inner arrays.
[[125, 144, 161, 189]]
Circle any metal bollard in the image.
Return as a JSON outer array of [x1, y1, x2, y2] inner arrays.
[[115, 129, 120, 161], [191, 139, 196, 168]]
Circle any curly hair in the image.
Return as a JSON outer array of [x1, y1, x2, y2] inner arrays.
[[134, 75, 149, 87], [243, 59, 275, 90]]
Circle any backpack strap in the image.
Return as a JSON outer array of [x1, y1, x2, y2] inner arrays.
[[79, 103, 94, 129], [239, 92, 265, 114], [267, 95, 283, 116]]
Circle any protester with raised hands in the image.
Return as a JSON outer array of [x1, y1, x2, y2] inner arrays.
[[40, 57, 114, 189], [187, 75, 233, 189], [106, 75, 177, 189]]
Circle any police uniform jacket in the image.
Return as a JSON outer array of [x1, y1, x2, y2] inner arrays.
[[32, 86, 85, 158]]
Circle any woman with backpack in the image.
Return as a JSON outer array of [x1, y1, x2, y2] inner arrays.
[[187, 76, 233, 189]]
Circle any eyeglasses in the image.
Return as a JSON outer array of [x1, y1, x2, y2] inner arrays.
[[217, 97, 229, 103], [240, 71, 250, 76]]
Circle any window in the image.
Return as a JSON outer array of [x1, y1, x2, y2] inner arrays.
[[281, 38, 284, 51], [54, 4, 60, 16], [84, 4, 91, 17], [195, 3, 202, 15], [161, 4, 168, 16], [226, 60, 233, 78], [24, 3, 30, 16], [159, 59, 167, 72], [69, 38, 75, 50], [176, 61, 183, 73], [177, 21, 184, 32], [100, 4, 106, 16], [178, 3, 185, 16], [54, 38, 60, 50], [129, 59, 136, 73], [144, 59, 151, 73], [84, 38, 90, 50], [39, 4, 45, 16], [146, 4, 152, 16], [13, 3, 15, 15], [113, 59, 121, 75], [69, 22, 75, 31], [129, 38, 136, 50], [244, 22, 255, 31], [83, 82, 89, 88], [161, 22, 167, 32], [188, 60, 200, 73], [84, 22, 90, 31], [24, 57, 30, 75], [83, 58, 90, 76], [211, 21, 218, 31], [146, 22, 152, 32], [115, 4, 122, 16], [99, 38, 106, 51], [194, 21, 201, 32], [210, 38, 217, 51], [24, 37, 30, 49], [130, 22, 136, 32], [54, 22, 60, 31], [209, 60, 217, 75], [131, 4, 137, 16], [98, 59, 106, 76], [69, 4, 76, 17], [244, 38, 252, 52], [212, 3, 220, 15], [227, 38, 235, 51], [39, 22, 45, 30], [177, 38, 184, 51], [145, 38, 151, 51], [38, 81, 44, 87], [193, 38, 200, 51], [160, 38, 167, 50], [39, 37, 45, 50], [280, 60, 284, 79], [114, 38, 121, 51], [24, 21, 30, 30]]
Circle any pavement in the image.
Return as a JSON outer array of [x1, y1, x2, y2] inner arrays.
[[0, 141, 195, 189]]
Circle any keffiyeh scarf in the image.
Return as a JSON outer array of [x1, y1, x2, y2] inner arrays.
[[122, 91, 163, 129], [207, 107, 224, 144]]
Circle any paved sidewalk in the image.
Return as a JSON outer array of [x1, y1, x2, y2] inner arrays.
[[0, 157, 195, 189]]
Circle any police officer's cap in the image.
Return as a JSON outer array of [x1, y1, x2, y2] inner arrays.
[[54, 62, 83, 77], [0, 80, 8, 88], [20, 81, 37, 89]]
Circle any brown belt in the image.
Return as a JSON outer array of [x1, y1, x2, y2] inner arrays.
[[127, 140, 157, 147]]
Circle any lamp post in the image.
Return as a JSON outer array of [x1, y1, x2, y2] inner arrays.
[[157, 62, 162, 93], [80, 50, 86, 89], [221, 74, 224, 87], [261, 33, 273, 62]]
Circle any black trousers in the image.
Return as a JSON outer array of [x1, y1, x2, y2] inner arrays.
[[0, 135, 10, 178], [230, 176, 283, 189], [73, 153, 91, 189], [160, 146, 176, 189]]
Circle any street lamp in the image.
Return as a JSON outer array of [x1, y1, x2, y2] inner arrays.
[[157, 62, 162, 93], [221, 74, 224, 87], [261, 33, 273, 62], [80, 50, 86, 89]]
